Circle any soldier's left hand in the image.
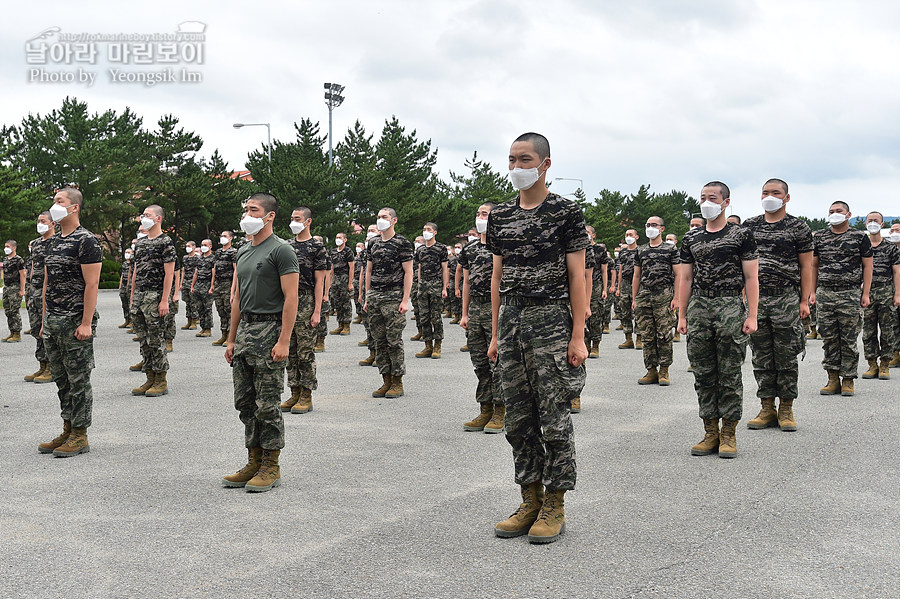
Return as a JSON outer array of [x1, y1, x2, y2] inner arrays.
[[158, 300, 170, 317], [225, 342, 234, 364], [455, 289, 461, 299], [74, 323, 92, 341], [348, 283, 353, 291], [893, 294, 900, 307], [677, 317, 687, 335], [742, 316, 757, 335], [310, 312, 321, 328], [19, 289, 25, 297], [669, 298, 678, 311], [398, 300, 409, 315], [441, 290, 448, 299], [860, 294, 870, 308], [568, 338, 588, 367], [601, 291, 607, 300], [272, 340, 289, 362], [799, 301, 810, 319], [208, 287, 213, 295]]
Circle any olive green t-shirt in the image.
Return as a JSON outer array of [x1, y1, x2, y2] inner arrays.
[[235, 234, 299, 314]]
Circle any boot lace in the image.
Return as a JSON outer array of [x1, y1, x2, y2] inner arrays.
[[535, 494, 560, 523]]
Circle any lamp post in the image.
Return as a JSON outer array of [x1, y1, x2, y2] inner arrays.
[[553, 177, 584, 194], [324, 82, 345, 167], [233, 122, 271, 167]]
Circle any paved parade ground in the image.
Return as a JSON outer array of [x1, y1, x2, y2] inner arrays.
[[1, 290, 897, 598]]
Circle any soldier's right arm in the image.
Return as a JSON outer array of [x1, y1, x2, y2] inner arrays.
[[225, 279, 241, 364], [488, 254, 503, 363], [676, 263, 693, 334], [460, 268, 471, 330]]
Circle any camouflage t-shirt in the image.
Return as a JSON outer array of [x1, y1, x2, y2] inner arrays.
[[617, 247, 638, 288], [591, 244, 609, 283], [448, 254, 459, 285], [607, 255, 617, 285], [214, 247, 237, 282], [44, 226, 103, 317], [680, 223, 758, 292], [29, 237, 52, 290], [289, 237, 328, 292], [368, 234, 413, 291], [418, 242, 448, 281], [487, 192, 590, 299], [2, 254, 25, 284], [329, 245, 355, 276], [743, 214, 813, 289], [133, 234, 176, 292], [193, 253, 215, 287], [120, 258, 132, 291], [458, 239, 492, 297], [870, 239, 900, 287], [813, 228, 872, 287], [635, 242, 680, 288], [182, 254, 199, 287]]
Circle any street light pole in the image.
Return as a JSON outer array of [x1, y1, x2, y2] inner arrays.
[[324, 83, 345, 167], [233, 122, 271, 168]]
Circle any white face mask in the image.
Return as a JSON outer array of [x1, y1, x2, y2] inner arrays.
[[645, 227, 660, 240], [356, 246, 363, 254], [37, 223, 50, 234], [137, 233, 148, 239], [366, 231, 377, 239], [454, 247, 461, 255], [700, 200, 723, 220], [414, 242, 423, 250], [219, 236, 230, 246], [376, 218, 391, 231], [335, 238, 344, 247], [624, 236, 637, 245], [49, 203, 69, 222], [124, 252, 133, 260], [289, 221, 305, 235], [890, 232, 900, 243], [3, 247, 11, 255], [422, 231, 434, 241], [185, 247, 193, 255], [761, 197, 783, 213], [201, 245, 210, 253], [508, 159, 546, 191], [468, 235, 478, 242], [475, 218, 488, 234], [866, 222, 882, 234], [827, 212, 847, 226], [614, 251, 620, 258], [240, 214, 266, 236], [131, 244, 136, 251], [140, 216, 155, 230]]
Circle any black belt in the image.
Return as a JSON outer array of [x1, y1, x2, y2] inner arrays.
[[501, 296, 569, 307], [692, 288, 742, 298], [470, 294, 490, 303], [641, 285, 673, 294], [241, 312, 281, 323], [819, 284, 859, 291], [759, 286, 797, 297]]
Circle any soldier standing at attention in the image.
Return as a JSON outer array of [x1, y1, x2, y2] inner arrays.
[[181, 241, 198, 330], [2, 240, 26, 342], [37, 187, 103, 457], [365, 207, 414, 399], [891, 223, 900, 368], [357, 225, 379, 366], [211, 231, 237, 346], [812, 201, 873, 396], [616, 230, 639, 349], [584, 225, 607, 360], [461, 203, 504, 432], [191, 239, 215, 338], [678, 181, 758, 459], [163, 251, 181, 353], [117, 238, 135, 330], [743, 178, 814, 432], [409, 235, 425, 342], [353, 241, 365, 324], [313, 235, 332, 353], [449, 243, 463, 323], [602, 246, 616, 335], [860, 212, 900, 380], [281, 207, 326, 414], [632, 216, 680, 386], [328, 232, 355, 336], [415, 222, 449, 359], [24, 213, 56, 382], [488, 132, 588, 544], [222, 193, 299, 492], [130, 204, 176, 398]]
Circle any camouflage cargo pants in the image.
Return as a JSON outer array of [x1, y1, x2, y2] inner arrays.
[[366, 288, 406, 376], [213, 281, 233, 334], [331, 273, 353, 325], [418, 279, 445, 342], [410, 279, 421, 331], [233, 319, 286, 450], [316, 299, 330, 338], [119, 285, 130, 320], [585, 280, 603, 342], [354, 279, 364, 319], [467, 299, 501, 404], [43, 314, 95, 429], [618, 288, 634, 334], [498, 302, 584, 491], [27, 291, 46, 361], [686, 295, 748, 422], [3, 284, 22, 333], [750, 292, 804, 400], [164, 292, 179, 342], [192, 287, 214, 330], [802, 300, 818, 333], [600, 293, 614, 328], [862, 285, 897, 361], [817, 286, 862, 378], [287, 293, 317, 390], [131, 290, 169, 372], [635, 287, 675, 369], [182, 282, 197, 320], [358, 285, 372, 343]]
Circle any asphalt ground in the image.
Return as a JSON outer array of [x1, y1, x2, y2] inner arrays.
[[1, 290, 898, 599]]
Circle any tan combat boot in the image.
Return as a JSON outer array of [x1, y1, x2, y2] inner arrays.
[[634, 334, 643, 349], [280, 387, 301, 412], [132, 335, 141, 342], [222, 447, 263, 487], [188, 318, 198, 330], [146, 371, 169, 397], [341, 324, 351, 335], [618, 333, 634, 349], [358, 337, 370, 346], [484, 403, 505, 433], [615, 323, 623, 330], [314, 337, 325, 352], [638, 366, 658, 385], [819, 370, 840, 395], [658, 366, 670, 386], [33, 362, 53, 384], [862, 358, 879, 379], [891, 351, 900, 368], [291, 387, 312, 414], [409, 331, 422, 341], [463, 403, 493, 431], [372, 374, 392, 397], [431, 340, 442, 359], [570, 396, 581, 413], [879, 357, 891, 380], [359, 350, 376, 366], [386, 375, 404, 398], [132, 370, 156, 395], [165, 339, 173, 352], [691, 418, 719, 456], [673, 330, 681, 342], [747, 398, 778, 429], [25, 361, 47, 382], [211, 332, 228, 346], [7, 332, 21, 342], [353, 315, 362, 324], [719, 419, 738, 458], [589, 340, 599, 359], [329, 323, 343, 335], [245, 449, 281, 492], [53, 427, 89, 457], [196, 328, 212, 337], [528, 489, 566, 544], [38, 420, 71, 454], [840, 377, 854, 396], [806, 325, 817, 339], [129, 359, 145, 372], [777, 399, 797, 432], [181, 319, 193, 330], [495, 481, 544, 538], [459, 345, 469, 352], [415, 340, 433, 358], [603, 324, 610, 334], [451, 314, 461, 324]]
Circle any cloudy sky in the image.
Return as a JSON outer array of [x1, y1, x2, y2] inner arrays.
[[2, 0, 899, 219]]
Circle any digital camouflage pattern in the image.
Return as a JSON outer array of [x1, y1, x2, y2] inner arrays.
[[194, 252, 214, 287], [213, 247, 237, 333], [686, 295, 749, 421], [870, 239, 900, 287], [817, 287, 862, 377], [635, 286, 675, 368], [133, 234, 176, 292], [131, 290, 169, 372], [417, 242, 448, 280], [44, 314, 95, 428], [467, 299, 501, 404], [498, 304, 583, 490], [367, 288, 407, 376], [750, 292, 804, 400], [233, 320, 287, 450], [165, 273, 179, 342], [636, 242, 679, 288], [458, 240, 493, 297], [119, 256, 133, 320], [601, 254, 616, 330], [417, 278, 445, 342], [863, 285, 897, 360], [3, 284, 22, 333], [680, 223, 757, 293], [813, 228, 872, 287], [330, 245, 355, 325], [316, 252, 332, 339], [2, 253, 25, 282], [214, 247, 237, 284], [368, 234, 414, 291], [743, 214, 813, 289], [330, 245, 355, 277], [287, 292, 318, 390], [585, 246, 603, 342], [43, 226, 103, 318], [617, 247, 637, 334], [182, 253, 198, 320], [290, 237, 328, 292], [192, 253, 215, 329], [487, 193, 590, 300]]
